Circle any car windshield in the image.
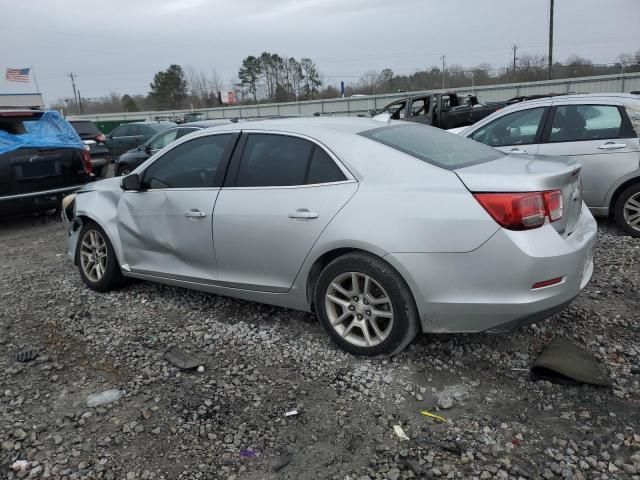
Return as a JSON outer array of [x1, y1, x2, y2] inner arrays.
[[71, 121, 100, 136], [360, 123, 504, 169]]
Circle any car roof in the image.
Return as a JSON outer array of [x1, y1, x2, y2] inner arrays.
[[203, 116, 388, 138], [498, 92, 640, 112], [187, 119, 234, 128]]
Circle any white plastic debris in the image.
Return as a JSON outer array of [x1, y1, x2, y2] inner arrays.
[[393, 425, 410, 441], [284, 409, 298, 417], [197, 365, 205, 372], [86, 389, 124, 407], [11, 460, 29, 472]]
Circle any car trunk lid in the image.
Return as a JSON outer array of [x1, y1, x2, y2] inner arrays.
[[454, 153, 583, 237]]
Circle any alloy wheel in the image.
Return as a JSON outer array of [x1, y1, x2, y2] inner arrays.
[[324, 271, 394, 348], [80, 229, 108, 282], [623, 192, 640, 232]]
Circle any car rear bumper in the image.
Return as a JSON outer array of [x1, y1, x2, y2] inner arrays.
[[385, 203, 597, 333], [0, 185, 88, 216]]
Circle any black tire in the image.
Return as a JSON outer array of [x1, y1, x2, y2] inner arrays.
[[614, 183, 640, 238], [76, 220, 126, 292], [314, 252, 419, 357], [117, 165, 131, 177]]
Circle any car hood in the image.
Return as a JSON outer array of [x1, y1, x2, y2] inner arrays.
[[77, 176, 122, 194], [446, 126, 468, 135]]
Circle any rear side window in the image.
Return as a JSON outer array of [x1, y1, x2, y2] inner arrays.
[[548, 105, 623, 142], [237, 134, 312, 187], [236, 134, 346, 187], [360, 123, 503, 169], [307, 147, 346, 184], [470, 107, 545, 147], [143, 134, 232, 189]]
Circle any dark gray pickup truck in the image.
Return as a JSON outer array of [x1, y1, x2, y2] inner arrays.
[[0, 110, 92, 216]]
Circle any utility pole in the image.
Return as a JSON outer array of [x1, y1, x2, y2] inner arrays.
[[548, 0, 554, 80], [441, 55, 446, 89], [512, 45, 518, 81], [67, 73, 79, 113], [77, 90, 83, 115]]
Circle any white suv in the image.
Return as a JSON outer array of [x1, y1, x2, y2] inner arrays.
[[453, 94, 640, 236]]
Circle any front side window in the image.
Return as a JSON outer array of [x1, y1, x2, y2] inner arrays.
[[143, 134, 232, 189], [548, 105, 623, 142], [384, 101, 407, 119], [149, 129, 179, 150], [129, 124, 143, 136], [470, 107, 545, 147], [410, 98, 427, 116], [361, 123, 503, 169]]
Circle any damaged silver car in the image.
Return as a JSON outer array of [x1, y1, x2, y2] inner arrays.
[[63, 117, 596, 356]]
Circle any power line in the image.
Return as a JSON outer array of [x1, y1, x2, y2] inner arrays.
[[548, 0, 554, 79]]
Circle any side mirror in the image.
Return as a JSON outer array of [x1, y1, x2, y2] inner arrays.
[[121, 173, 142, 191], [144, 144, 152, 154]]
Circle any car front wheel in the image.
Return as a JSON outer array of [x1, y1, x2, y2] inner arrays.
[[614, 183, 640, 237], [314, 252, 419, 357], [77, 221, 125, 292]]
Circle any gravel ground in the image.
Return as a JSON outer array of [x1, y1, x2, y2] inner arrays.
[[1, 213, 639, 480]]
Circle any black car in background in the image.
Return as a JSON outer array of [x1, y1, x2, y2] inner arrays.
[[0, 110, 92, 216], [114, 119, 234, 176], [104, 121, 176, 157], [69, 120, 110, 177]]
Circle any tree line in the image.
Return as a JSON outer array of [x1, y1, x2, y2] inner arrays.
[[53, 49, 640, 115]]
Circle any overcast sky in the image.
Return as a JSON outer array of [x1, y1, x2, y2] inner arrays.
[[1, 0, 639, 106]]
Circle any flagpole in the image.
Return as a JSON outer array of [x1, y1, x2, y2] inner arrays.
[[30, 65, 40, 93]]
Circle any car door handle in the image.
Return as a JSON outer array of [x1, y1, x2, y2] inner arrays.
[[288, 209, 318, 219], [184, 210, 206, 218], [510, 147, 528, 154], [598, 142, 627, 150]]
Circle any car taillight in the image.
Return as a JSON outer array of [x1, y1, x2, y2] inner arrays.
[[473, 189, 563, 231], [81, 146, 92, 175], [543, 190, 563, 222], [96, 133, 106, 142]]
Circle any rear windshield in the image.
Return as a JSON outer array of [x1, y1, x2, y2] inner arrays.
[[0, 112, 44, 134], [360, 123, 504, 169], [70, 121, 100, 136]]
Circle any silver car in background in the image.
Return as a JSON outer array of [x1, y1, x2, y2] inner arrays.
[[62, 118, 596, 356], [451, 94, 640, 236]]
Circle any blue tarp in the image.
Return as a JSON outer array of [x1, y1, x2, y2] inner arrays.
[[0, 111, 83, 156]]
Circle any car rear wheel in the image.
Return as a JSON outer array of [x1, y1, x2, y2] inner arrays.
[[77, 221, 125, 292], [117, 165, 131, 176], [614, 183, 640, 237], [314, 252, 419, 357]]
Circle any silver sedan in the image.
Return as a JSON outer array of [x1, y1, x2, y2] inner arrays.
[[62, 117, 597, 356]]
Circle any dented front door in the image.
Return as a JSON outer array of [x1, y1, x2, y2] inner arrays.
[[116, 189, 219, 281]]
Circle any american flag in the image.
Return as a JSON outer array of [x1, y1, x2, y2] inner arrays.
[[5, 68, 30, 83]]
